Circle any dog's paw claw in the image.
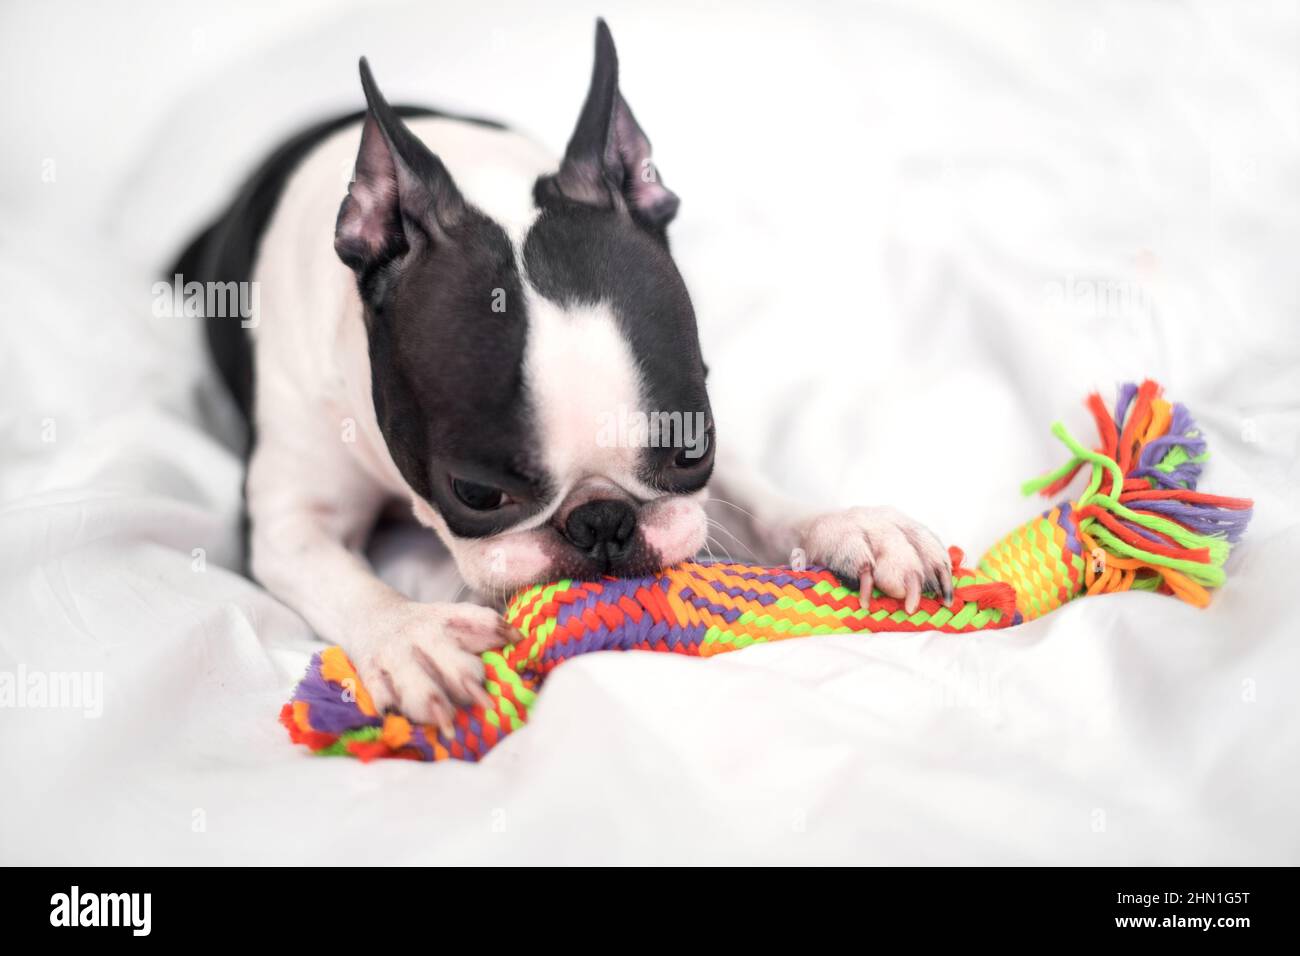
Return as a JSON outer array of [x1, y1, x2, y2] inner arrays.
[[797, 506, 951, 609], [355, 601, 505, 727]]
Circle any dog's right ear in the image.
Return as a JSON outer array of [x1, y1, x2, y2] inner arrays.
[[335, 58, 467, 276]]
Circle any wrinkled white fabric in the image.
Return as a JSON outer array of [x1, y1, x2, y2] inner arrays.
[[1, 0, 1296, 863]]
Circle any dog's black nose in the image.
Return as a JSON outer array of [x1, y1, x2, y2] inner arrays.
[[564, 499, 637, 565]]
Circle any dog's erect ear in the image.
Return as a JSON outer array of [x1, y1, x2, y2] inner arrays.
[[542, 19, 679, 229], [335, 58, 467, 273]]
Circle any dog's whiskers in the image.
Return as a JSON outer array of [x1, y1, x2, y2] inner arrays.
[[706, 517, 757, 561], [707, 496, 759, 522], [704, 534, 736, 563]]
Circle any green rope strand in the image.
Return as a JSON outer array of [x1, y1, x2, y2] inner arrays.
[[1019, 420, 1230, 581]]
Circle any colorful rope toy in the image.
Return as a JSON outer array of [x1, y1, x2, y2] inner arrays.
[[282, 380, 1253, 763]]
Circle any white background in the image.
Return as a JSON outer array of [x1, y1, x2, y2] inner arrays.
[[1, 0, 1297, 863]]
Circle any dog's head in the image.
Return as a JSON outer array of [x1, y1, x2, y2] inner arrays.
[[334, 20, 712, 598]]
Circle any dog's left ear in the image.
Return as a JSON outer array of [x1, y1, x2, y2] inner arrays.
[[540, 19, 679, 230]]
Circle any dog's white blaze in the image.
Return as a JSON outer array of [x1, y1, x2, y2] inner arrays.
[[523, 295, 647, 497]]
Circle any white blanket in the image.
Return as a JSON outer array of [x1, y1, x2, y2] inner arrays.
[[2, 0, 1297, 864]]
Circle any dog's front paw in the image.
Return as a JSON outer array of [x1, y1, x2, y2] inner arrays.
[[354, 602, 515, 734], [795, 507, 953, 613]]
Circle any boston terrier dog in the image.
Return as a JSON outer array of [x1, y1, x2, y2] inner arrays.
[[180, 20, 953, 734]]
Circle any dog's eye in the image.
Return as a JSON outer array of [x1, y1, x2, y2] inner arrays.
[[673, 431, 710, 468], [452, 478, 507, 511]]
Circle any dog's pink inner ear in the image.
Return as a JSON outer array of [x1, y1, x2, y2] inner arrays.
[[335, 114, 405, 269], [607, 93, 680, 226], [550, 20, 680, 230], [335, 59, 468, 273]]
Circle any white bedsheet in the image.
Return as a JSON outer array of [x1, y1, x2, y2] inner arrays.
[[2, 0, 1297, 864]]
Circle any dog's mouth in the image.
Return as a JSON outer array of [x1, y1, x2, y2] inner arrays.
[[468, 494, 707, 598], [540, 526, 665, 582]]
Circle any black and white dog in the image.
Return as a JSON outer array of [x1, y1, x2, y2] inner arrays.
[[182, 20, 952, 733]]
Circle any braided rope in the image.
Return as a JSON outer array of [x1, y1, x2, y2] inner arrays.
[[281, 553, 1018, 762], [281, 380, 1253, 762]]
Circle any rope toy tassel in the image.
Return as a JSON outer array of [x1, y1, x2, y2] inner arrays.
[[979, 380, 1252, 619], [282, 379, 1253, 762]]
